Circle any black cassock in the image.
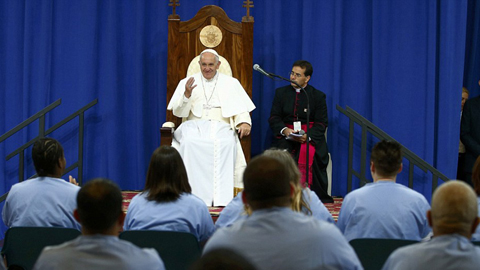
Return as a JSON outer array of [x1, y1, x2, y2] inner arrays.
[[269, 84, 333, 203]]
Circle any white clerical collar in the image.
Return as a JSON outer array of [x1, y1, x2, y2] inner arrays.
[[293, 84, 307, 92]]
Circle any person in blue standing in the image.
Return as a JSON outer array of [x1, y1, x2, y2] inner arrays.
[[337, 140, 431, 241], [2, 137, 80, 230], [33, 178, 165, 270], [123, 146, 215, 243]]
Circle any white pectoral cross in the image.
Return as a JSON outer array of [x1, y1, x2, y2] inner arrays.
[[203, 104, 212, 116]]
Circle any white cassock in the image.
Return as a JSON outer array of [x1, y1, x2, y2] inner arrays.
[[167, 72, 255, 206]]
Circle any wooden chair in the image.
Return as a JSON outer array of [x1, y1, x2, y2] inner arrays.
[[160, 4, 254, 163]]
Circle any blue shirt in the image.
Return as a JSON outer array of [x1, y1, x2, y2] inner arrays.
[[124, 192, 215, 242], [337, 181, 431, 241], [470, 197, 480, 241], [2, 177, 80, 230], [382, 234, 480, 270], [215, 189, 334, 228], [204, 207, 363, 270], [33, 235, 165, 270]]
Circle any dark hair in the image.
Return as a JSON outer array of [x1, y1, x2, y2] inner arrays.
[[292, 60, 313, 77], [370, 140, 402, 177], [191, 248, 257, 270], [76, 178, 123, 233], [144, 146, 191, 202], [243, 155, 291, 208], [32, 137, 64, 176], [473, 156, 480, 196]]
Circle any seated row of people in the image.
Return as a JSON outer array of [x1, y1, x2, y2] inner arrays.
[[3, 137, 480, 269]]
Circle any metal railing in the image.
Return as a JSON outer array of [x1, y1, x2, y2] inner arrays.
[[0, 99, 98, 202], [336, 105, 449, 194]]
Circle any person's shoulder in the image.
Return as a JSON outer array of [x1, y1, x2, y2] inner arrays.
[[218, 73, 240, 83], [7, 178, 43, 194], [394, 183, 427, 200], [40, 238, 77, 256], [117, 239, 164, 263], [343, 184, 370, 199], [298, 216, 342, 238], [306, 84, 326, 94], [180, 193, 210, 209]]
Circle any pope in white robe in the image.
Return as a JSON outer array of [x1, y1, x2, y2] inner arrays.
[[167, 49, 255, 206]]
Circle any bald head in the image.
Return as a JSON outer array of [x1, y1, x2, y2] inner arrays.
[[429, 181, 479, 238], [242, 155, 292, 210]]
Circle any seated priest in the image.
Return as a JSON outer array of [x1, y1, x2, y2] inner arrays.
[[167, 49, 255, 206]]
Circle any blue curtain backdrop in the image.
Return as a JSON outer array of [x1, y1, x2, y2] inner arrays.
[[0, 0, 477, 237]]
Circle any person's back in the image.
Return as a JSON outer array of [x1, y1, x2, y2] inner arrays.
[[337, 140, 430, 241], [123, 146, 215, 242], [337, 181, 430, 241], [2, 138, 80, 229], [206, 207, 361, 270], [33, 178, 165, 270], [124, 192, 214, 242], [34, 234, 163, 270], [382, 181, 480, 270], [203, 155, 362, 270]]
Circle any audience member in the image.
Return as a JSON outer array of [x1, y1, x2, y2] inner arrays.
[[382, 181, 480, 270], [33, 178, 165, 270], [457, 87, 469, 180], [470, 156, 480, 241], [460, 91, 480, 186], [190, 248, 257, 270], [215, 149, 334, 228], [2, 137, 80, 230], [203, 155, 362, 270], [123, 146, 215, 243], [337, 140, 431, 241]]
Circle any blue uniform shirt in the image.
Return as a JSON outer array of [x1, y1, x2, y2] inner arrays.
[[382, 234, 480, 270], [124, 192, 215, 242], [205, 207, 363, 270], [33, 235, 165, 270], [337, 181, 431, 241], [2, 177, 80, 230]]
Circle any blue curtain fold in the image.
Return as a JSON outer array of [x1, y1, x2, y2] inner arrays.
[[0, 0, 475, 238]]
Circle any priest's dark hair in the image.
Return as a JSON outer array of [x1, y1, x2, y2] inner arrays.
[[76, 178, 123, 233], [32, 137, 64, 177], [144, 146, 191, 202], [370, 140, 403, 177], [292, 60, 313, 77]]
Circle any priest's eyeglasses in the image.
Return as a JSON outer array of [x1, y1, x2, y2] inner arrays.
[[289, 71, 303, 78]]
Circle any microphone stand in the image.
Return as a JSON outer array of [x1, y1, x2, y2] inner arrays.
[[263, 72, 311, 189]]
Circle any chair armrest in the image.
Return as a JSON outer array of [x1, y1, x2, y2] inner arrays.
[[160, 122, 175, 146]]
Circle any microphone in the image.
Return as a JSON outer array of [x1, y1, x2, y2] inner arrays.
[[253, 64, 272, 78]]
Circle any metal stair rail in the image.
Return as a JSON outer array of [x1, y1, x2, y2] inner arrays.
[[336, 105, 449, 194], [0, 99, 98, 202]]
